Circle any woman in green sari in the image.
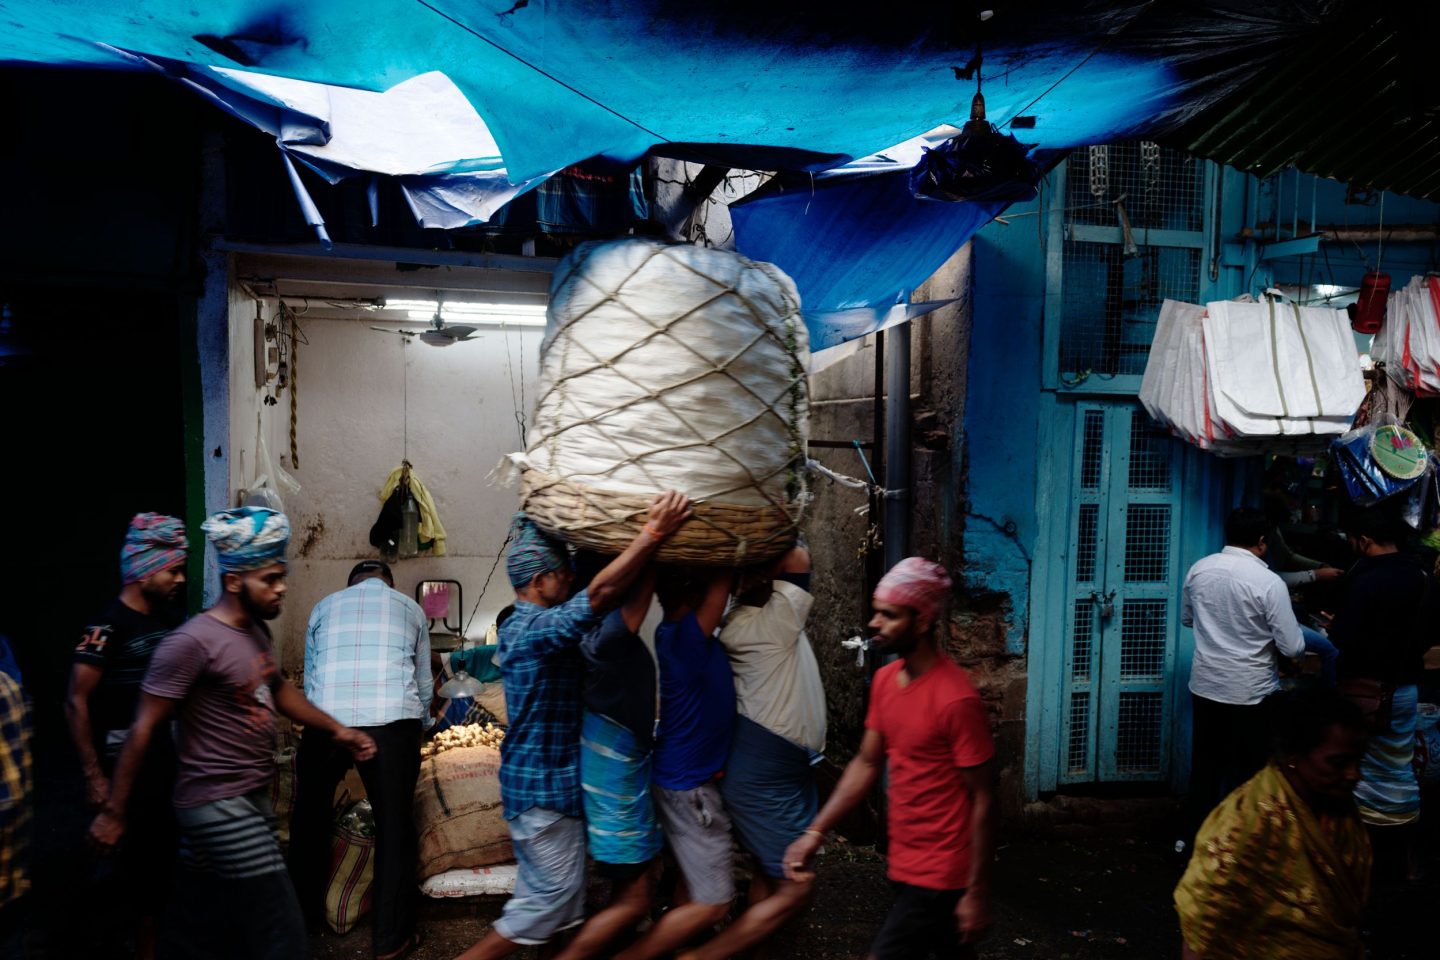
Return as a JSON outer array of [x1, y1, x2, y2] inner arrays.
[[1174, 689, 1372, 960]]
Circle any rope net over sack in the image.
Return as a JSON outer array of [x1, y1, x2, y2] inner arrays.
[[515, 238, 809, 565]]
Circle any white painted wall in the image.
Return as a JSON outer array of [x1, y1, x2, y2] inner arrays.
[[227, 290, 543, 668]]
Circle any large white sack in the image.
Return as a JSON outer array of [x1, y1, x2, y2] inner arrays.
[[524, 238, 808, 508], [1204, 300, 1364, 420], [1404, 279, 1440, 394], [1142, 300, 1209, 445]]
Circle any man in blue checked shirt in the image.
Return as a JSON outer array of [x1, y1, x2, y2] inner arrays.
[[456, 492, 692, 960], [292, 560, 431, 960]]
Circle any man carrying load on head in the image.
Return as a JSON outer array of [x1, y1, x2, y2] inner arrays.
[[455, 493, 692, 960], [677, 542, 825, 960], [614, 563, 736, 960]]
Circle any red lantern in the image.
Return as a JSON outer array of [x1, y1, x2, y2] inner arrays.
[[1351, 270, 1390, 334]]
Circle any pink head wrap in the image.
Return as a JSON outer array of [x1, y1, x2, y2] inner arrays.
[[873, 557, 953, 623]]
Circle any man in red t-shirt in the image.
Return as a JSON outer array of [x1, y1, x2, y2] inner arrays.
[[783, 557, 995, 958]]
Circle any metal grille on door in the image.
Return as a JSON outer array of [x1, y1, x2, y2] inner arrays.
[[1062, 406, 1182, 783]]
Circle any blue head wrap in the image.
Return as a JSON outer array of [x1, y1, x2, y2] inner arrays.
[[202, 507, 291, 574], [506, 513, 568, 589]]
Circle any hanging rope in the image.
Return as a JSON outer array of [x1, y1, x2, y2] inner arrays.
[[804, 457, 875, 491], [289, 314, 300, 470]]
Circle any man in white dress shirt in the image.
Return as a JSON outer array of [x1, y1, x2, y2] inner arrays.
[[1178, 507, 1305, 848]]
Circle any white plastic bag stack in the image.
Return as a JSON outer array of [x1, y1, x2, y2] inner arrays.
[[1140, 298, 1364, 456], [1372, 275, 1440, 395]]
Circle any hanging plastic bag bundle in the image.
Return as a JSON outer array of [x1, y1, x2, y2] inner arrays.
[[1330, 422, 1429, 507]]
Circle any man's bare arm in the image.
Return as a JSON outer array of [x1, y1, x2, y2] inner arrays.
[[955, 761, 996, 943], [65, 663, 108, 807], [781, 727, 885, 881]]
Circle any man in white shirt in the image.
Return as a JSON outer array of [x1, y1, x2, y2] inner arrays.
[[1179, 508, 1304, 846]]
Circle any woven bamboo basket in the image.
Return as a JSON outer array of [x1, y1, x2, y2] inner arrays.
[[521, 468, 802, 565]]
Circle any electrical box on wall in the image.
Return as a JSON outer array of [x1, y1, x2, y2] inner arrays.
[[253, 301, 277, 389]]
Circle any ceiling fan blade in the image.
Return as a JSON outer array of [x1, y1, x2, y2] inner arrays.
[[369, 326, 417, 337], [445, 325, 479, 339]]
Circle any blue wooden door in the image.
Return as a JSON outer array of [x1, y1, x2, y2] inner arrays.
[[1059, 402, 1184, 783]]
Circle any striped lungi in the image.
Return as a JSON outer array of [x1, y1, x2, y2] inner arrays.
[[579, 711, 661, 866], [1355, 684, 1421, 827], [175, 788, 288, 879]]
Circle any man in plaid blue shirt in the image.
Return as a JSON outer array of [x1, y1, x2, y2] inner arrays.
[[292, 560, 431, 959], [457, 491, 692, 960]]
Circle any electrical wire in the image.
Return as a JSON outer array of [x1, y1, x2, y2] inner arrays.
[[401, 337, 409, 463], [461, 531, 514, 637]]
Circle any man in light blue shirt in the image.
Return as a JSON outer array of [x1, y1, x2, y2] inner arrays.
[[290, 560, 431, 959]]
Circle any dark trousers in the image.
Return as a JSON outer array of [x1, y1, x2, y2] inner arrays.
[[290, 719, 422, 956], [1183, 694, 1272, 843], [159, 866, 308, 960], [870, 882, 975, 960]]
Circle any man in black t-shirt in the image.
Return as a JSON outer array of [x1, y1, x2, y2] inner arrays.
[[66, 513, 188, 960]]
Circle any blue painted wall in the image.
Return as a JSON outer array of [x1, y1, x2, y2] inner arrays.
[[962, 157, 1440, 799], [1265, 170, 1440, 295], [963, 197, 1049, 656]]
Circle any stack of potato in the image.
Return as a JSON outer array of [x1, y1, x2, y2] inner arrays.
[[422, 722, 504, 760]]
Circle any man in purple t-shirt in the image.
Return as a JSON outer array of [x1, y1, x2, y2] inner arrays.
[[90, 508, 376, 960]]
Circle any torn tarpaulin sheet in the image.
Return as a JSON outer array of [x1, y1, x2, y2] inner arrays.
[[100, 48, 545, 232], [191, 65, 548, 230]]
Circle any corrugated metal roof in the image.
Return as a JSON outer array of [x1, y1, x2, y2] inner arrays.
[[1171, 6, 1440, 199]]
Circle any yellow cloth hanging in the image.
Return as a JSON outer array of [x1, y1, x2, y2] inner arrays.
[[380, 464, 448, 557]]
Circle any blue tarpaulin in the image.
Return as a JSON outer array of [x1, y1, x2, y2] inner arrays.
[[0, 0, 1334, 344], [0, 1, 1324, 178], [732, 169, 1007, 348]]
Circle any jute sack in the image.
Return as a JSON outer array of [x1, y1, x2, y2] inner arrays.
[[516, 238, 809, 565], [414, 745, 512, 880]]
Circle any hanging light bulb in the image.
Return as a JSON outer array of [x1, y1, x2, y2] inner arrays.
[[439, 667, 484, 699], [909, 48, 1040, 204]]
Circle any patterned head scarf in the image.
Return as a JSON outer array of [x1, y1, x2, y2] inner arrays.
[[506, 513, 568, 589], [873, 557, 953, 624], [120, 513, 188, 585], [201, 507, 291, 574]]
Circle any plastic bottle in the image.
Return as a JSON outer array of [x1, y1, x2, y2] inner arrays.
[[399, 493, 420, 559]]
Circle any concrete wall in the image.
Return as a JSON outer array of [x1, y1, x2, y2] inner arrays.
[[227, 292, 542, 668], [801, 243, 1006, 759]]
